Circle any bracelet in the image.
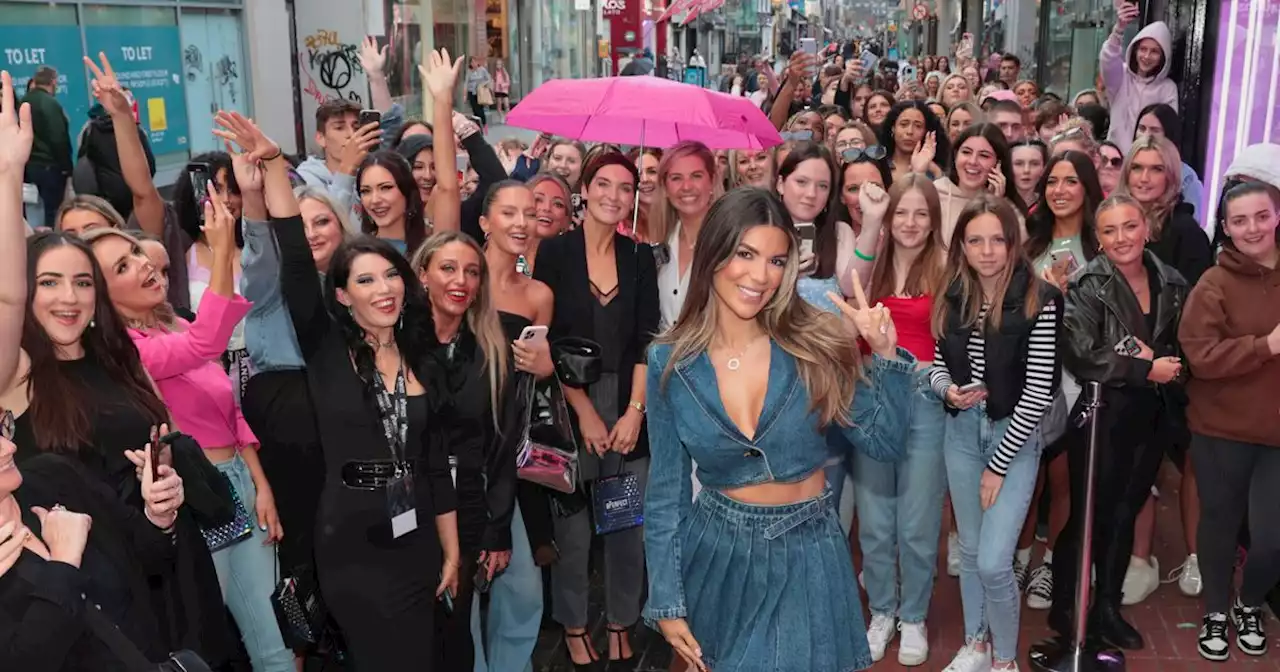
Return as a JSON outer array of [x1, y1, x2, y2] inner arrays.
[[261, 148, 283, 162], [628, 400, 646, 414], [854, 248, 876, 262]]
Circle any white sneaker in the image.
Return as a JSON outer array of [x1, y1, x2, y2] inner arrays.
[[942, 642, 992, 672], [947, 533, 962, 577], [1121, 555, 1159, 605], [866, 612, 897, 662], [898, 621, 929, 666], [1025, 564, 1054, 610], [1169, 553, 1203, 597]]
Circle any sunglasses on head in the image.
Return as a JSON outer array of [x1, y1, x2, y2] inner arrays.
[[841, 145, 888, 163], [780, 130, 815, 142], [1051, 126, 1087, 145]]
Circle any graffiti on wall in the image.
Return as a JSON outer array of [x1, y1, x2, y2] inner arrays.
[[299, 29, 364, 106], [215, 55, 239, 105]]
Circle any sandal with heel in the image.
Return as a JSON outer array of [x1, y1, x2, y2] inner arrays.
[[606, 625, 635, 670], [564, 630, 600, 671]]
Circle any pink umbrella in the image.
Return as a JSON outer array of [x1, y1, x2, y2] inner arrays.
[[506, 76, 783, 150]]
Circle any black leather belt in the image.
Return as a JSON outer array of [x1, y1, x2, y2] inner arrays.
[[341, 460, 412, 490]]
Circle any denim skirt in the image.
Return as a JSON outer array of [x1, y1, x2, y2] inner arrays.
[[682, 489, 872, 672]]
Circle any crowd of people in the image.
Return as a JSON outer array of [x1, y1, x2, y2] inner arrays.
[[2, 7, 1278, 672]]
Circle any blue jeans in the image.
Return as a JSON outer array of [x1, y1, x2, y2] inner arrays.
[[472, 501, 541, 672], [853, 370, 946, 623], [211, 455, 294, 672], [944, 405, 1042, 663]]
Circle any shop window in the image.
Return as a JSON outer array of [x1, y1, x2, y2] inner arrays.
[[0, 3, 90, 144]]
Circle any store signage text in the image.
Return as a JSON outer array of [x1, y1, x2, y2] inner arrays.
[[4, 48, 48, 65], [602, 0, 627, 17]]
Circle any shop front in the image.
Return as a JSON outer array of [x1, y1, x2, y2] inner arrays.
[[511, 0, 596, 95], [0, 0, 250, 177]]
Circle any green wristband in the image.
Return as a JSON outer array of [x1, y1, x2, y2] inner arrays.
[[854, 248, 876, 262]]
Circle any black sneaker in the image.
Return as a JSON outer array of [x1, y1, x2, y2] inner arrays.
[[1232, 599, 1267, 656], [1198, 613, 1229, 662]]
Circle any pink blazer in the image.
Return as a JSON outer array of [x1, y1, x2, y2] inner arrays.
[[130, 293, 257, 450]]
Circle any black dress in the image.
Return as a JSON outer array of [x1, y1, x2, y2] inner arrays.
[[11, 358, 237, 666], [428, 325, 521, 669], [0, 454, 174, 671], [275, 213, 457, 670]]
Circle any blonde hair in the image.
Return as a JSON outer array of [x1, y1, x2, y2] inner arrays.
[[79, 227, 180, 330], [409, 231, 508, 425], [932, 194, 1040, 336], [726, 147, 776, 188], [1115, 134, 1182, 240], [294, 185, 354, 235], [57, 194, 126, 231], [647, 140, 718, 245], [656, 187, 863, 428]]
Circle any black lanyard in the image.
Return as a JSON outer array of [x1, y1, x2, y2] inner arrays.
[[373, 361, 409, 469]]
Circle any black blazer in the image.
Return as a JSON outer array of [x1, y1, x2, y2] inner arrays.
[[0, 455, 174, 672], [533, 227, 661, 460]]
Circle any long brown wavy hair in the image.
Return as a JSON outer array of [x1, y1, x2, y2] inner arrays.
[[655, 187, 862, 428], [868, 174, 946, 303], [932, 194, 1041, 336], [22, 233, 168, 453]]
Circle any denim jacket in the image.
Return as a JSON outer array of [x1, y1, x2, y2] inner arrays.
[[642, 340, 917, 622], [241, 218, 305, 372]]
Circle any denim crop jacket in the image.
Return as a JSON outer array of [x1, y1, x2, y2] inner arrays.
[[642, 340, 917, 622]]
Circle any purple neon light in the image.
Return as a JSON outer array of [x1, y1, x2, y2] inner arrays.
[[1203, 0, 1280, 227]]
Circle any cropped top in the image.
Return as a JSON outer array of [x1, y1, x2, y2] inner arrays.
[[878, 295, 936, 361], [642, 340, 916, 621], [130, 292, 257, 450]]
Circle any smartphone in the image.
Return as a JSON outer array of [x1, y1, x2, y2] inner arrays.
[[473, 563, 493, 594], [959, 381, 987, 393], [1114, 335, 1142, 357], [154, 430, 180, 481], [1050, 249, 1080, 277], [795, 223, 816, 264], [440, 588, 454, 615], [800, 38, 818, 57], [186, 162, 211, 222], [519, 325, 549, 348], [358, 109, 382, 129], [901, 64, 918, 81]]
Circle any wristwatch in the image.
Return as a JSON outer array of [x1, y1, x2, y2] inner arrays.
[[628, 400, 646, 414]]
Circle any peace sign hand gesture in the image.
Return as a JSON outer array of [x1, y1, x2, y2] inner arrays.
[[828, 271, 899, 359], [84, 52, 132, 120]]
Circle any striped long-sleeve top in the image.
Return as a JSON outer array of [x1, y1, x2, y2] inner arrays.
[[929, 300, 1060, 476]]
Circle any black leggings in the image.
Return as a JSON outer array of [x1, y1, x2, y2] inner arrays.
[[468, 93, 487, 126], [1190, 433, 1280, 614], [1050, 390, 1165, 631]]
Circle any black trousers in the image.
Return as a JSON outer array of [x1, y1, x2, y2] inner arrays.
[[1190, 433, 1280, 614], [1049, 389, 1167, 633], [467, 92, 487, 126]]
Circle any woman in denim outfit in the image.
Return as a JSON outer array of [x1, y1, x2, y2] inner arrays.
[[928, 195, 1063, 672], [645, 187, 916, 672], [854, 175, 949, 666]]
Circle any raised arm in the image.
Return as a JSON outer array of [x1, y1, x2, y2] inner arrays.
[[1100, 3, 1138, 94], [458, 116, 502, 240], [84, 53, 165, 237], [0, 71, 31, 391], [420, 49, 464, 233], [359, 37, 395, 114], [132, 189, 250, 379]]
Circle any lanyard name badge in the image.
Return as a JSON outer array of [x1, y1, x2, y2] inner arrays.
[[376, 362, 417, 538]]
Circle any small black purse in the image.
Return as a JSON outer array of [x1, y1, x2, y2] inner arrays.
[[551, 337, 602, 388], [271, 560, 328, 650]]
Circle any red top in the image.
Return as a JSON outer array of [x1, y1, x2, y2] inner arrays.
[[860, 294, 936, 361]]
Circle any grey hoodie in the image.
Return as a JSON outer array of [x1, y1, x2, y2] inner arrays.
[[1101, 21, 1179, 154]]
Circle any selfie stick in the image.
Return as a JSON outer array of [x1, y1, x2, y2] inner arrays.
[[1028, 381, 1124, 672]]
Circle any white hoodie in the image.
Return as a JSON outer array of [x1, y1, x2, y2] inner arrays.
[[1101, 21, 1179, 154]]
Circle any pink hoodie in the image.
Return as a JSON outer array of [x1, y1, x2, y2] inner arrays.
[[1101, 21, 1179, 154]]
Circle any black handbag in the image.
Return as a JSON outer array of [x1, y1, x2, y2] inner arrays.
[[551, 337, 603, 388], [168, 433, 235, 528], [271, 559, 328, 650]]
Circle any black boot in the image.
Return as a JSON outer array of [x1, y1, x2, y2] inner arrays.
[[1093, 603, 1143, 650]]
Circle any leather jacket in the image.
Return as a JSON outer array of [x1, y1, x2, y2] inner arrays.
[[1063, 249, 1187, 388]]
